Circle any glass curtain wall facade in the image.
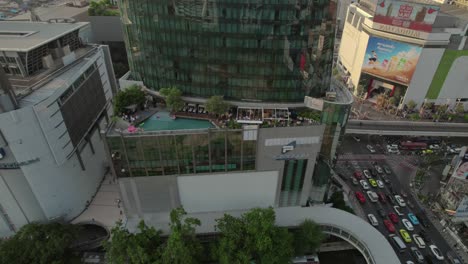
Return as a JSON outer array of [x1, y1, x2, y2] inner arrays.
[[107, 129, 257, 177], [119, 0, 337, 102]]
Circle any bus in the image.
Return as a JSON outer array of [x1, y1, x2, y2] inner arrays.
[[399, 141, 427, 150]]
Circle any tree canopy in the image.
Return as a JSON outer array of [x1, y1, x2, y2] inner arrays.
[[205, 96, 229, 116], [88, 0, 119, 16], [214, 207, 294, 264], [159, 87, 184, 112], [0, 222, 80, 264], [293, 220, 325, 256], [327, 191, 354, 214], [113, 85, 146, 115]]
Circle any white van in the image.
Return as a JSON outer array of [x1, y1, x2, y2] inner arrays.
[[413, 234, 426, 249], [389, 234, 407, 253], [367, 191, 378, 202], [368, 214, 378, 226]]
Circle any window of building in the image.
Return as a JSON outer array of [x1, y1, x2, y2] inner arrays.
[[6, 57, 16, 63]]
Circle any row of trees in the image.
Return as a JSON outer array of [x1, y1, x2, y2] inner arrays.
[[104, 207, 325, 264], [160, 87, 230, 116]]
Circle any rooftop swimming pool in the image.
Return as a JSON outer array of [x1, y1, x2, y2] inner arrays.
[[140, 111, 215, 131]]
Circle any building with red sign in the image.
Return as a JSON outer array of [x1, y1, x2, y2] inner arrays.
[[337, 1, 468, 110]]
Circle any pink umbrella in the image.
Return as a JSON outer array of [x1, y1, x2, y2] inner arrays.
[[127, 125, 137, 133]]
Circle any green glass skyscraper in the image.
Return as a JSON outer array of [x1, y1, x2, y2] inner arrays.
[[119, 0, 337, 102]]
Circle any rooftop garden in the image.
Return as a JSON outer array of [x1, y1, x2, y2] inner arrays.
[[88, 0, 119, 16]]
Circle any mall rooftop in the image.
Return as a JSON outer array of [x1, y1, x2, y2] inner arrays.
[[0, 21, 87, 52]]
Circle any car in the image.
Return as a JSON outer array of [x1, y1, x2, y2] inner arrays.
[[352, 136, 361, 142], [363, 169, 372, 179], [367, 191, 378, 202], [368, 214, 378, 226], [411, 247, 424, 263], [388, 212, 399, 223], [447, 251, 462, 264], [429, 245, 444, 260], [377, 208, 386, 218], [387, 148, 400, 154], [367, 144, 376, 153], [402, 219, 414, 231], [370, 168, 378, 176], [414, 213, 429, 227], [394, 195, 406, 207], [387, 193, 396, 205], [400, 229, 412, 243], [360, 180, 370, 190], [354, 170, 363, 180], [413, 234, 426, 249], [355, 191, 366, 203], [382, 175, 391, 184], [374, 165, 383, 174], [429, 144, 440, 150], [0, 147, 5, 160], [377, 192, 386, 203], [393, 206, 403, 216], [401, 191, 408, 198], [384, 219, 395, 233], [368, 178, 377, 188], [377, 180, 384, 188], [405, 261, 414, 264], [418, 230, 429, 243], [351, 161, 359, 169], [407, 200, 414, 209], [351, 177, 359, 185], [408, 213, 419, 225], [383, 165, 392, 174]]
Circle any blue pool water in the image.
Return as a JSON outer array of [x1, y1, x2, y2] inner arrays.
[[140, 111, 214, 131]]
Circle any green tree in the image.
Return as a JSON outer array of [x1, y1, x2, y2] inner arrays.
[[214, 207, 294, 264], [160, 87, 185, 112], [88, 0, 119, 16], [293, 220, 325, 255], [113, 85, 145, 115], [455, 103, 465, 115], [103, 220, 163, 264], [327, 191, 354, 214], [161, 207, 202, 264], [0, 222, 79, 264], [205, 96, 229, 116], [406, 100, 417, 111], [388, 97, 397, 107]]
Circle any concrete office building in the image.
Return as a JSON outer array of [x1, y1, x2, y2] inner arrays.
[[0, 21, 117, 237], [338, 1, 468, 109]]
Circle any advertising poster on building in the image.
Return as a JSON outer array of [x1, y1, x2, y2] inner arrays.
[[374, 0, 439, 32], [456, 196, 468, 218], [362, 36, 422, 85]]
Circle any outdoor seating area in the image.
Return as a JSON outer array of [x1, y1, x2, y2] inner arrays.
[[182, 103, 208, 114]]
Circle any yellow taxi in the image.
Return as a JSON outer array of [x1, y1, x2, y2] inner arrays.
[[368, 178, 378, 188], [399, 229, 412, 243]]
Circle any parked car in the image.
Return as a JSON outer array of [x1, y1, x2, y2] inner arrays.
[[413, 234, 426, 249], [402, 219, 414, 231], [377, 180, 384, 188], [360, 180, 370, 190], [377, 208, 385, 218], [383, 165, 392, 174], [363, 169, 372, 179], [384, 219, 395, 233], [393, 206, 403, 216], [400, 229, 412, 243], [351, 177, 359, 186], [355, 191, 366, 203], [377, 192, 387, 203], [374, 164, 383, 174], [352, 136, 361, 142], [429, 245, 444, 260], [447, 251, 462, 264], [354, 170, 363, 180], [368, 214, 378, 226], [410, 247, 424, 263], [368, 178, 377, 188], [394, 195, 406, 207], [408, 213, 419, 225], [388, 212, 399, 223], [367, 144, 376, 153]]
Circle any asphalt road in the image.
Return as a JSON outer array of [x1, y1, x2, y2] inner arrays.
[[347, 121, 468, 134], [335, 158, 454, 263]]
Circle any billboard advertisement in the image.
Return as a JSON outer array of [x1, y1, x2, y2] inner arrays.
[[374, 0, 439, 32], [456, 196, 468, 218], [362, 36, 422, 85]]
